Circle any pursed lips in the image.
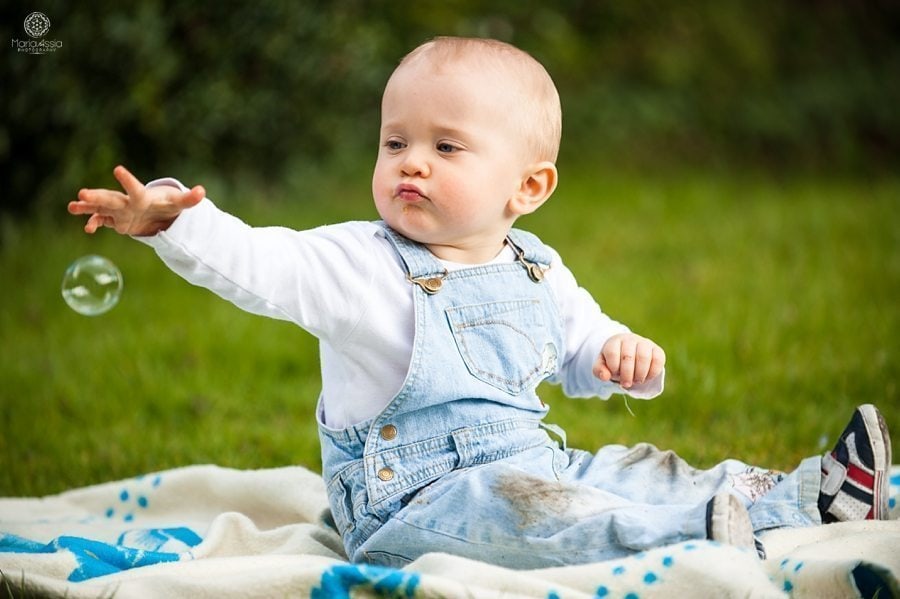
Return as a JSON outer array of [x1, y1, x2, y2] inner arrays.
[[395, 183, 426, 202]]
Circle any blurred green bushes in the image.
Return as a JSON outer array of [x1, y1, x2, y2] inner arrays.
[[3, 0, 899, 219]]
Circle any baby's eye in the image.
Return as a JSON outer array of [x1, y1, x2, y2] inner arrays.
[[385, 140, 406, 151], [436, 142, 457, 154]]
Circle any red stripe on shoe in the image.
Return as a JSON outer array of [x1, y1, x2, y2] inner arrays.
[[846, 463, 875, 490]]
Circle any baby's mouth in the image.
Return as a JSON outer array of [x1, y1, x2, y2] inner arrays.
[[395, 184, 426, 202]]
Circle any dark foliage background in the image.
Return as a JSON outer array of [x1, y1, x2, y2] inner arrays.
[[3, 0, 899, 220]]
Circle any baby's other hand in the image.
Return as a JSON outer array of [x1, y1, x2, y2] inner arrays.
[[593, 333, 665, 389], [68, 165, 205, 236]]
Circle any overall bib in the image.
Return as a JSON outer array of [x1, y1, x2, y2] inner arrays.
[[317, 224, 821, 569]]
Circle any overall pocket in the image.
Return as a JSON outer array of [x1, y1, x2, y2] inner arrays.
[[446, 299, 558, 395]]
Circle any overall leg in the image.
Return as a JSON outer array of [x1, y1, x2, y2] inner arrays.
[[358, 406, 891, 569], [563, 442, 821, 533], [357, 444, 736, 569]]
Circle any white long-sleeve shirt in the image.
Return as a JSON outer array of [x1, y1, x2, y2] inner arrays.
[[138, 180, 663, 428]]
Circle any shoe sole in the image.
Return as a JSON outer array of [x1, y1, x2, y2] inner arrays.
[[858, 404, 891, 519], [707, 493, 755, 551]]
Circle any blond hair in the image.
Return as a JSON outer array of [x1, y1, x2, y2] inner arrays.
[[397, 37, 562, 163]]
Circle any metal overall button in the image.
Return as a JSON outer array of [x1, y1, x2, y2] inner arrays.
[[527, 263, 545, 282], [377, 467, 395, 482], [380, 424, 398, 441], [513, 245, 546, 283], [408, 273, 446, 294]]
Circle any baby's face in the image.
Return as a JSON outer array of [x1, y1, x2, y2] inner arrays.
[[372, 57, 531, 263]]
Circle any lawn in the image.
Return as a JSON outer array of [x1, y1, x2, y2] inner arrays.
[[1, 166, 898, 497]]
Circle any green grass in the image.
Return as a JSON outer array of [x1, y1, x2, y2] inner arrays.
[[1, 167, 898, 497]]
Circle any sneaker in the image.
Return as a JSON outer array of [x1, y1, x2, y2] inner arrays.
[[819, 404, 892, 523], [706, 493, 756, 552]]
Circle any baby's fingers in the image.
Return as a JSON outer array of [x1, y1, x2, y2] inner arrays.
[[592, 358, 613, 381], [83, 213, 113, 234], [628, 342, 666, 386], [632, 344, 653, 385], [614, 337, 639, 388], [175, 185, 206, 209], [69, 188, 129, 213], [647, 346, 666, 381], [113, 165, 146, 198]]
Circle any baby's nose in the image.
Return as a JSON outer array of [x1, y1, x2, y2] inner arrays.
[[400, 148, 430, 177]]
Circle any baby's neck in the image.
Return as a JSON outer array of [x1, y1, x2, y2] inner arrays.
[[426, 238, 509, 265]]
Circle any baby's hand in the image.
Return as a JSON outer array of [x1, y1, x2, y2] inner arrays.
[[68, 165, 205, 236], [593, 333, 665, 389]]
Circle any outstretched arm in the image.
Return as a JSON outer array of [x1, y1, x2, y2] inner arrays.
[[68, 165, 205, 236]]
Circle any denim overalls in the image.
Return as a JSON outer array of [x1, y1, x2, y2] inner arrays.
[[317, 224, 822, 569]]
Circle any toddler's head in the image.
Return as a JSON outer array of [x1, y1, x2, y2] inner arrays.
[[400, 37, 562, 163], [372, 37, 562, 262]]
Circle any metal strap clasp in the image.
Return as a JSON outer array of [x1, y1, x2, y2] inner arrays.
[[514, 246, 547, 283], [408, 271, 447, 294]]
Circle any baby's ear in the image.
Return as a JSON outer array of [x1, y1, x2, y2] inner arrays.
[[509, 162, 558, 216]]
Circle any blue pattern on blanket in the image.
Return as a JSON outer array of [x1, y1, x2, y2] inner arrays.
[[105, 473, 163, 522], [311, 563, 420, 598], [0, 469, 204, 582], [117, 526, 203, 552], [0, 531, 195, 581]]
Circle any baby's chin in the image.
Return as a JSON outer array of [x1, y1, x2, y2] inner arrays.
[[376, 209, 432, 244]]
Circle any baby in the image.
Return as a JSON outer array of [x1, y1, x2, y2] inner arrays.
[[69, 36, 892, 569]]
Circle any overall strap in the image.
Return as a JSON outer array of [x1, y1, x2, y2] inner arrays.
[[377, 221, 446, 279], [377, 222, 449, 294], [506, 228, 554, 283], [506, 228, 553, 267]]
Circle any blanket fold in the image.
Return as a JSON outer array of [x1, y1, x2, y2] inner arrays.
[[2, 464, 898, 598]]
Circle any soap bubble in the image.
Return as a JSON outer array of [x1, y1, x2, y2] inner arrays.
[[61, 255, 123, 316]]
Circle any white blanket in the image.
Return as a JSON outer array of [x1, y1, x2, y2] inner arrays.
[[1, 465, 898, 598]]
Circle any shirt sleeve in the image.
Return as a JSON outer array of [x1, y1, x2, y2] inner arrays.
[[546, 247, 664, 400], [134, 178, 375, 346]]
